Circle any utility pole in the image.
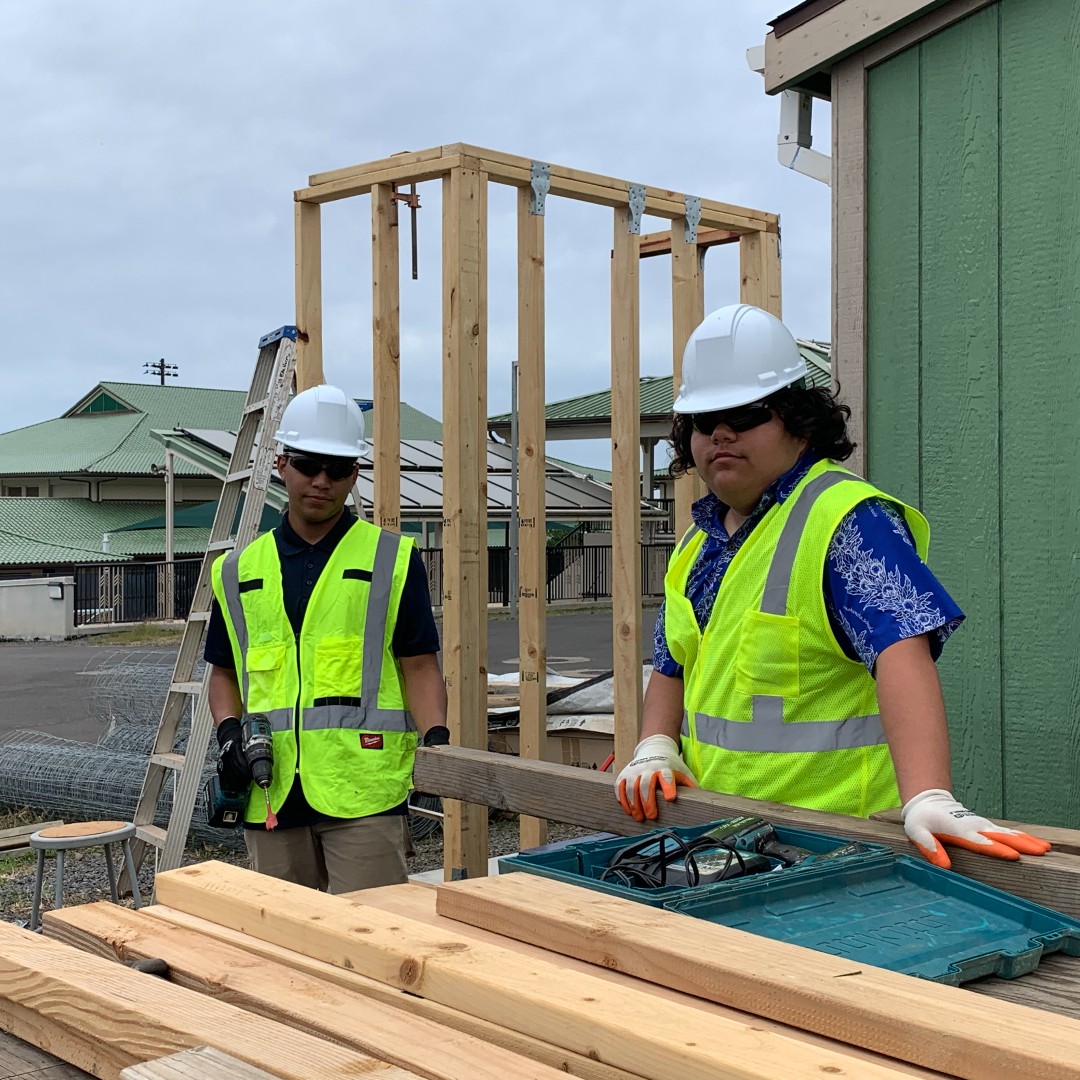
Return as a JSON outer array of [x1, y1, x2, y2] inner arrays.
[[144, 358, 179, 385]]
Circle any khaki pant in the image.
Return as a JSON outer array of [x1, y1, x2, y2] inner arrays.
[[244, 815, 409, 894]]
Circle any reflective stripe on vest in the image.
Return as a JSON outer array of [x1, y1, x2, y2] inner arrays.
[[218, 527, 414, 734]]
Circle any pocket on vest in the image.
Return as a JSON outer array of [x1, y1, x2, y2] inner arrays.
[[313, 636, 363, 699], [735, 610, 800, 697], [246, 643, 289, 706]]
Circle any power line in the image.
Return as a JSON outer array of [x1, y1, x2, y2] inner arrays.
[[144, 358, 179, 385]]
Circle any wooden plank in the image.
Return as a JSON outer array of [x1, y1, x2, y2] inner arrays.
[[0, 921, 415, 1080], [516, 184, 548, 852], [436, 872, 1080, 1080], [831, 54, 868, 475], [439, 162, 488, 881], [121, 1047, 278, 1080], [0, 821, 62, 850], [762, 0, 994, 94], [610, 209, 642, 771], [0, 1028, 93, 1079], [638, 226, 740, 258], [411, 746, 1080, 918], [294, 199, 323, 390], [350, 883, 945, 1078], [140, 904, 632, 1080], [968, 953, 1080, 1021], [309, 144, 463, 186], [669, 217, 705, 552], [296, 157, 461, 205], [372, 182, 402, 532], [153, 861, 928, 1080], [44, 903, 572, 1080]]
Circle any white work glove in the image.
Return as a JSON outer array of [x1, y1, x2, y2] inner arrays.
[[616, 735, 697, 823], [901, 789, 1052, 870]]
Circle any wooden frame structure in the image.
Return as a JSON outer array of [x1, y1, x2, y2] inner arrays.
[[293, 143, 780, 878]]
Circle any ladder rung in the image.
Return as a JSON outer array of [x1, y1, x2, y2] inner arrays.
[[226, 468, 254, 484], [187, 609, 211, 622], [206, 539, 235, 553], [171, 681, 203, 695], [244, 397, 270, 415], [150, 752, 185, 771], [136, 824, 167, 848]]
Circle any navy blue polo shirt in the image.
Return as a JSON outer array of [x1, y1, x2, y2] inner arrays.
[[205, 509, 439, 827]]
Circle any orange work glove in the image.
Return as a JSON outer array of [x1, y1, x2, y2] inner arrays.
[[616, 735, 697, 822], [901, 789, 1052, 870]]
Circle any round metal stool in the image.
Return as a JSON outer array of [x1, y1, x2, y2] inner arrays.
[[28, 820, 142, 931]]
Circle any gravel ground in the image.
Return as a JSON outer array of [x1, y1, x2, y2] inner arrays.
[[0, 813, 595, 926]]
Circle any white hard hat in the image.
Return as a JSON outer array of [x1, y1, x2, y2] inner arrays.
[[274, 384, 369, 458], [673, 304, 807, 413]]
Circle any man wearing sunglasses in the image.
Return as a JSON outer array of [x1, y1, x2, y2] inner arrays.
[[204, 383, 449, 893], [616, 304, 1049, 871]]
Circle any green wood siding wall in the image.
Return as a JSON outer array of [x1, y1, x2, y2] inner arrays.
[[866, 0, 1080, 826]]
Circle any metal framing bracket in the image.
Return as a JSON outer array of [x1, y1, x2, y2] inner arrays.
[[530, 161, 550, 216], [683, 196, 702, 243], [627, 184, 646, 234]]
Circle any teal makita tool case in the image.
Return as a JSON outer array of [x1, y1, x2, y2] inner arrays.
[[500, 818, 1080, 984]]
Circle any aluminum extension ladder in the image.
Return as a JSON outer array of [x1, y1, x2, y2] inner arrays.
[[122, 326, 298, 888]]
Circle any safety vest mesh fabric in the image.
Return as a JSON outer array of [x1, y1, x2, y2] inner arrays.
[[211, 519, 417, 822], [665, 459, 930, 817]]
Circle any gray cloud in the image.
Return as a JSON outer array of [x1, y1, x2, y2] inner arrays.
[[2, 0, 831, 469]]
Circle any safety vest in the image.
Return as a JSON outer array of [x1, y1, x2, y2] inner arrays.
[[666, 459, 930, 817], [210, 519, 417, 822]]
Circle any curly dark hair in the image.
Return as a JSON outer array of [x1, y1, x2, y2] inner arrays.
[[668, 385, 856, 479]]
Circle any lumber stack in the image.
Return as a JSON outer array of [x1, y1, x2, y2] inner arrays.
[[0, 860, 1068, 1079]]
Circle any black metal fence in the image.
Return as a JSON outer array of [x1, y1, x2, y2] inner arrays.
[[72, 544, 675, 626]]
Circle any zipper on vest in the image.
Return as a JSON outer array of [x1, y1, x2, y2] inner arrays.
[[293, 630, 302, 773]]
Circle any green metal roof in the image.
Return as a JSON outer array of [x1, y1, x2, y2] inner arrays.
[[0, 382, 249, 478], [0, 499, 208, 567], [116, 498, 282, 534], [488, 344, 834, 424], [357, 399, 444, 440]]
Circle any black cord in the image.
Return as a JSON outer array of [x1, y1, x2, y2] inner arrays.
[[598, 830, 754, 890]]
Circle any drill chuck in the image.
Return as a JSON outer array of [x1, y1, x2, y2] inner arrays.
[[242, 714, 274, 790]]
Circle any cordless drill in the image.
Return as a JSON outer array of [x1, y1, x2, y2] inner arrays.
[[205, 714, 276, 829]]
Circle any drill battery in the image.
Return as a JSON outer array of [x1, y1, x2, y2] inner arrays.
[[205, 714, 274, 829]]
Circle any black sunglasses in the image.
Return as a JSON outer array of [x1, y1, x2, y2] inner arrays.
[[691, 402, 773, 435], [284, 454, 357, 481]]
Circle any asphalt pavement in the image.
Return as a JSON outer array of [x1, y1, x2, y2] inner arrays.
[[0, 607, 661, 745]]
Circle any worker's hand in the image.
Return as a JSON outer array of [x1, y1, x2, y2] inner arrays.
[[901, 789, 1052, 870], [215, 716, 252, 792], [421, 725, 451, 748], [616, 734, 697, 822]]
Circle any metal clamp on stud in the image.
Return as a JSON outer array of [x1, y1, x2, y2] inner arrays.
[[530, 162, 550, 216], [684, 195, 702, 243], [627, 184, 646, 234]]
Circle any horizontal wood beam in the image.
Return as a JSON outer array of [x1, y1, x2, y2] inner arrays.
[[309, 143, 465, 186], [638, 226, 742, 258], [437, 873, 1080, 1080], [412, 747, 1080, 919], [45, 903, 570, 1080], [296, 156, 461, 204], [154, 862, 922, 1080]]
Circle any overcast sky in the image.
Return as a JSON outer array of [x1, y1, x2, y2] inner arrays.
[[3, 1, 831, 468]]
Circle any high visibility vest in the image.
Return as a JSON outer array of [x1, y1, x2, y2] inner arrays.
[[665, 459, 930, 817], [211, 519, 417, 822]]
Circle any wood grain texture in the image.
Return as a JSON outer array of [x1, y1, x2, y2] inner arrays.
[[372, 182, 401, 532], [610, 210, 643, 769], [293, 200, 323, 389], [436, 872, 1080, 1080], [139, 903, 633, 1080], [44, 903, 571, 1080], [412, 746, 1080, 918], [0, 1029, 93, 1079], [120, 1047, 279, 1080], [440, 163, 489, 879], [516, 185, 548, 851], [349, 883, 944, 1078], [153, 861, 925, 1080], [0, 921, 414, 1080], [997, 0, 1080, 827]]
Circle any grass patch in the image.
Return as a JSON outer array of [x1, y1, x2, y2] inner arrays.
[[84, 623, 185, 647]]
